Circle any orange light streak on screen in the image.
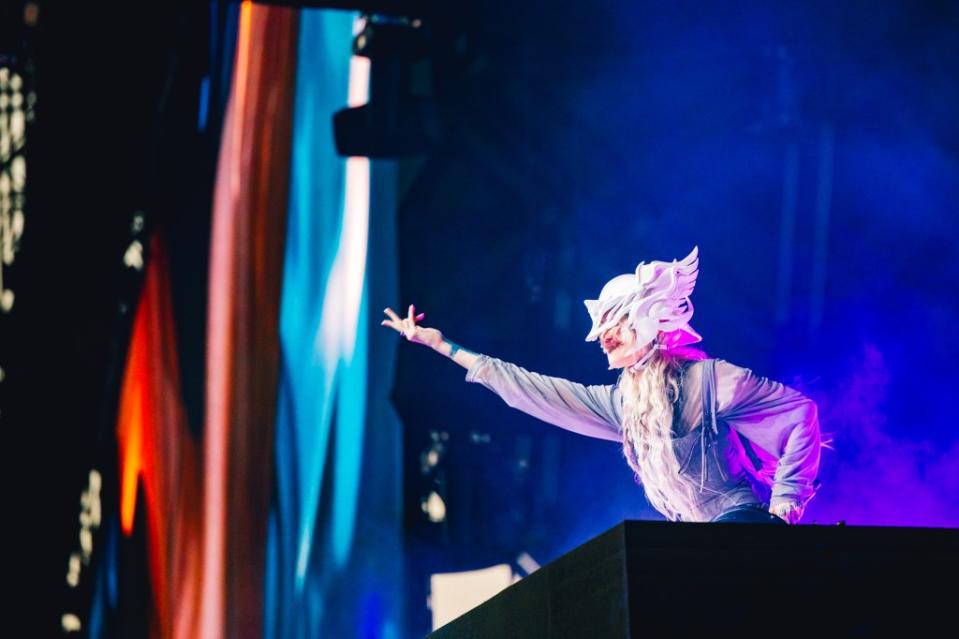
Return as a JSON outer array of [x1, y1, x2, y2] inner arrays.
[[115, 235, 203, 638]]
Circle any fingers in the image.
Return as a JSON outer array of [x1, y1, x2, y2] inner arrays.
[[382, 306, 426, 335], [770, 503, 800, 524], [381, 307, 403, 332], [407, 304, 428, 322]]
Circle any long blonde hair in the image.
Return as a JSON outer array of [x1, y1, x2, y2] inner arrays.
[[619, 350, 707, 521]]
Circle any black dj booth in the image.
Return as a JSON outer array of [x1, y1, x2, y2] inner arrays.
[[428, 520, 957, 637]]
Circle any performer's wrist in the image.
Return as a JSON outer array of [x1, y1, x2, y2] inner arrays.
[[440, 338, 461, 359], [770, 500, 803, 524], [434, 337, 480, 370]]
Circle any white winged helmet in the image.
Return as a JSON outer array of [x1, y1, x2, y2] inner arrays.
[[584, 246, 702, 369]]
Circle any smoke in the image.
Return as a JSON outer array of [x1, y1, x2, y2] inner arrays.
[[805, 342, 959, 527]]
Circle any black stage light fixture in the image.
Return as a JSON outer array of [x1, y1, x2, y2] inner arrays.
[[333, 13, 442, 158]]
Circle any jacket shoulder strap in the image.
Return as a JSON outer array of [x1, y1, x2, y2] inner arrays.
[[701, 359, 719, 436]]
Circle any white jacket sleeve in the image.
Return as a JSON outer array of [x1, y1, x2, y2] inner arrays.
[[465, 355, 622, 442], [714, 358, 822, 510]]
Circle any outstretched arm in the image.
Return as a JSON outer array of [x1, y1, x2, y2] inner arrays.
[[465, 356, 622, 442], [382, 305, 621, 442], [381, 305, 481, 369]]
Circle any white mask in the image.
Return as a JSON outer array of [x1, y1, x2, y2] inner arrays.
[[584, 246, 703, 370]]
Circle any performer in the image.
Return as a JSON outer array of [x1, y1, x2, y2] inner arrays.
[[382, 247, 821, 524]]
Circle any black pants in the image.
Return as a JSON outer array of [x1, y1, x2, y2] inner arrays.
[[710, 504, 787, 524]]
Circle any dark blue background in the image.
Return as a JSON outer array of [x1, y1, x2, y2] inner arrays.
[[393, 7, 959, 627]]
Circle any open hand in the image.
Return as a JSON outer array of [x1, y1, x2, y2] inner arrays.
[[381, 304, 444, 350], [770, 502, 804, 525]]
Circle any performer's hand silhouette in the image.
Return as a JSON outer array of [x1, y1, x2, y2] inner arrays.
[[770, 502, 803, 525], [382, 304, 444, 350]]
